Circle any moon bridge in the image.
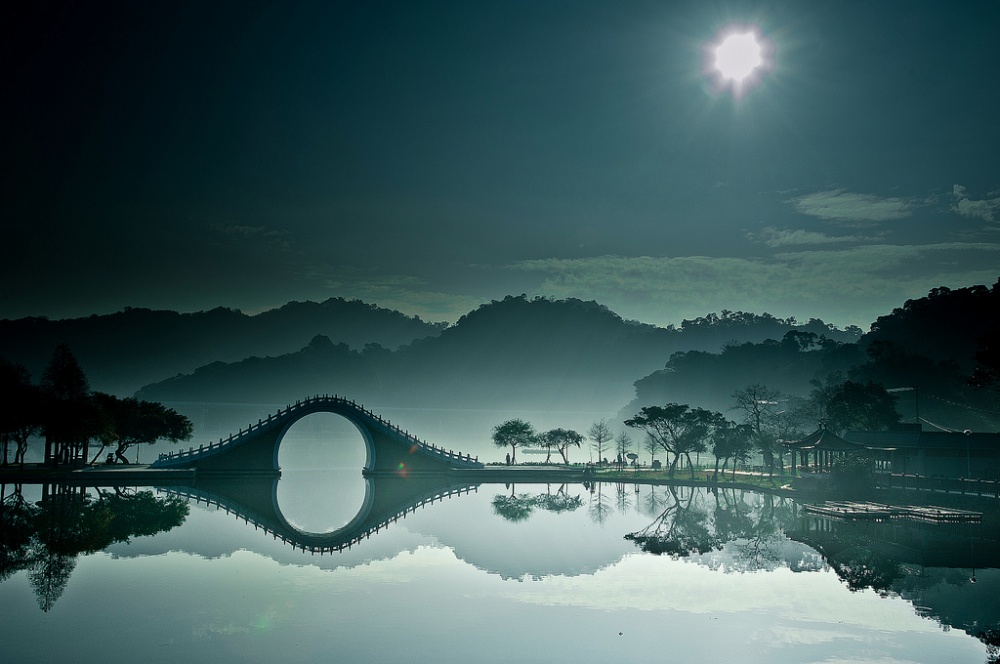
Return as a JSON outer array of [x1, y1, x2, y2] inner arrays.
[[151, 394, 483, 475]]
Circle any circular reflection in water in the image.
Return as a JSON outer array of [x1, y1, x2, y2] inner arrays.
[[275, 412, 368, 533]]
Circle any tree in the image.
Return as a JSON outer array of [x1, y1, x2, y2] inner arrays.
[[624, 404, 721, 477], [87, 392, 124, 464], [537, 429, 558, 463], [711, 421, 753, 479], [40, 344, 92, 466], [643, 432, 659, 466], [732, 384, 782, 476], [491, 419, 535, 464], [969, 329, 1000, 394], [0, 359, 43, 466], [615, 429, 633, 470], [542, 428, 582, 464], [104, 397, 193, 464], [588, 420, 613, 463], [825, 380, 901, 434]]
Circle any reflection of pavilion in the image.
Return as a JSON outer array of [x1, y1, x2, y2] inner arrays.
[[784, 428, 863, 474]]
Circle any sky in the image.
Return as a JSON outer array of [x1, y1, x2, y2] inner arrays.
[[3, 0, 998, 330]]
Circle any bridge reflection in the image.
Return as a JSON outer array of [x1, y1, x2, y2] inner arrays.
[[163, 474, 478, 554]]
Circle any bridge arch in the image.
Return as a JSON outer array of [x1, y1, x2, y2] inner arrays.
[[270, 408, 375, 475], [152, 395, 483, 475]]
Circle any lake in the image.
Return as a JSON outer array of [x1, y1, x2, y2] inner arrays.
[[1, 413, 997, 663]]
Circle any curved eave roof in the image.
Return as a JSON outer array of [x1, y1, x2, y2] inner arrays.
[[783, 428, 865, 452]]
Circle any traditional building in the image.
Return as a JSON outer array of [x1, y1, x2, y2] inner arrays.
[[845, 428, 1000, 480], [784, 427, 865, 474]]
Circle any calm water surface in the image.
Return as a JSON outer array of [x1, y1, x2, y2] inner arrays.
[[2, 477, 996, 664], [2, 414, 996, 663]]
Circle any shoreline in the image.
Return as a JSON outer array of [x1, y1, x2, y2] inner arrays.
[[3, 463, 997, 510]]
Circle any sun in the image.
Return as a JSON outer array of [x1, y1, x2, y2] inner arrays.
[[704, 26, 771, 97], [714, 32, 762, 83]]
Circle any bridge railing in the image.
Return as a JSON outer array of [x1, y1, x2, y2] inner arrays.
[[155, 394, 480, 466]]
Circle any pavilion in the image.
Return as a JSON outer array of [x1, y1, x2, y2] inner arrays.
[[784, 427, 866, 474]]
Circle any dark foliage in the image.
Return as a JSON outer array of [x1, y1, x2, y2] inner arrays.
[[629, 280, 1000, 431]]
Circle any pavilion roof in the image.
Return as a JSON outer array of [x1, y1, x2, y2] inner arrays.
[[783, 428, 865, 452]]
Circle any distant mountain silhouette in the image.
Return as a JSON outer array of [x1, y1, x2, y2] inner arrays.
[[136, 295, 860, 413], [0, 298, 444, 394]]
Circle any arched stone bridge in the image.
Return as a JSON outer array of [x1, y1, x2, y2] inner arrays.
[[162, 473, 478, 554], [151, 394, 483, 476]]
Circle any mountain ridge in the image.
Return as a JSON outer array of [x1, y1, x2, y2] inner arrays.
[[133, 294, 861, 413]]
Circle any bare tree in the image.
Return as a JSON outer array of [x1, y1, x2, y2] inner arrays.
[[615, 429, 633, 471], [732, 385, 782, 477], [643, 432, 659, 466], [588, 420, 613, 464]]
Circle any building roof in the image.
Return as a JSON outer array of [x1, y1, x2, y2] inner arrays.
[[783, 428, 865, 452], [845, 430, 1000, 451]]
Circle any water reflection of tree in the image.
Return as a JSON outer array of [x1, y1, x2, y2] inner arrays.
[[585, 481, 613, 526], [979, 627, 1000, 664], [797, 519, 905, 596], [492, 484, 583, 522], [614, 482, 634, 514], [828, 544, 902, 595], [0, 485, 36, 584], [717, 490, 796, 573], [623, 486, 802, 569], [0, 484, 189, 611], [625, 485, 719, 557]]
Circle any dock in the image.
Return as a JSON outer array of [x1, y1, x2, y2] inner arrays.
[[803, 500, 982, 523]]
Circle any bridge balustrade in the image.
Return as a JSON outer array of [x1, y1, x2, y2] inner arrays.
[[156, 394, 479, 465]]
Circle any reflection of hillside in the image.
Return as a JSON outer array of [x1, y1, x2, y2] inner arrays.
[[0, 484, 188, 611]]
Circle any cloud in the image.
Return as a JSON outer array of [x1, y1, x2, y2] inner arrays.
[[788, 190, 912, 224], [952, 184, 1000, 222], [747, 227, 880, 247], [506, 243, 1000, 329]]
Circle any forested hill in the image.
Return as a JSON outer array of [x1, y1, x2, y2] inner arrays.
[[0, 298, 445, 395], [626, 280, 1000, 432], [863, 281, 1000, 372], [135, 295, 859, 412]]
